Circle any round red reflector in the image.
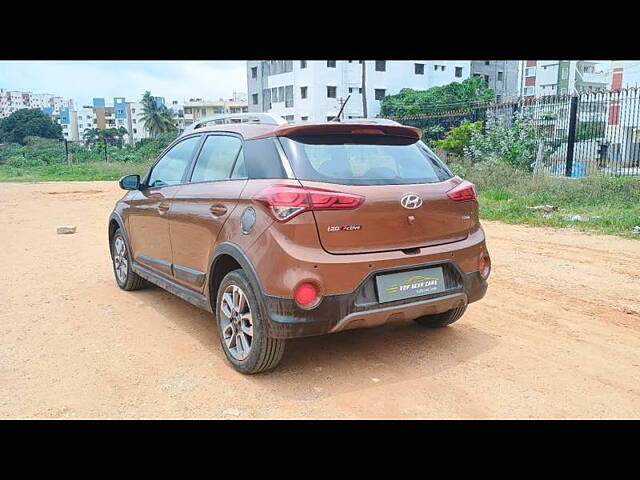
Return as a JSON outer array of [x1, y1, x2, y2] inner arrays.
[[295, 283, 318, 307]]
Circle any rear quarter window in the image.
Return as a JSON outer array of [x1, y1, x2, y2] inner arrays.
[[243, 138, 287, 179], [278, 135, 453, 185]]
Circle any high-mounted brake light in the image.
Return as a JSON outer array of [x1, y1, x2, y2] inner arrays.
[[447, 181, 477, 202], [254, 185, 364, 222]]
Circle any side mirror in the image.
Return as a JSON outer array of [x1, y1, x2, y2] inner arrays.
[[119, 174, 140, 190]]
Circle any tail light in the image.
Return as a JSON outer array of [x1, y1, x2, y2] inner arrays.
[[479, 253, 491, 279], [447, 181, 477, 202], [254, 185, 364, 222]]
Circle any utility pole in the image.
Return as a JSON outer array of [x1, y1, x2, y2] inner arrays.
[[361, 60, 368, 118], [337, 97, 347, 121], [64, 139, 70, 166], [104, 140, 108, 165]]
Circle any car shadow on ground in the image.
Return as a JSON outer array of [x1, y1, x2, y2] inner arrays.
[[138, 284, 498, 401]]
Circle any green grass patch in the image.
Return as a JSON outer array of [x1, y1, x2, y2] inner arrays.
[[453, 160, 640, 238], [0, 160, 153, 182]]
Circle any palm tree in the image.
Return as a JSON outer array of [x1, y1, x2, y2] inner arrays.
[[139, 91, 176, 138]]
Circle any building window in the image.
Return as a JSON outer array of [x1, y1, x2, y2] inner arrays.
[[359, 88, 362, 94], [455, 67, 463, 78], [415, 63, 424, 75], [300, 86, 308, 99], [251, 67, 257, 79], [278, 86, 285, 103], [133, 128, 137, 134], [285, 85, 294, 108], [525, 67, 536, 77], [375, 60, 386, 72], [374, 89, 386, 100], [484, 61, 490, 66], [484, 75, 490, 86], [252, 93, 258, 105], [327, 116, 335, 121], [300, 60, 307, 69], [348, 87, 353, 93], [327, 86, 337, 98], [301, 116, 308, 121], [327, 60, 336, 68], [524, 86, 535, 96], [497, 71, 503, 81], [496, 95, 502, 103]]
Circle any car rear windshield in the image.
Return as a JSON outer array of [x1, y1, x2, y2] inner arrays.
[[278, 134, 453, 185]]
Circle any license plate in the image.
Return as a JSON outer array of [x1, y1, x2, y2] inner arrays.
[[376, 266, 446, 304]]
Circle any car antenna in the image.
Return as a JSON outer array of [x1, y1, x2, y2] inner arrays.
[[330, 95, 351, 122]]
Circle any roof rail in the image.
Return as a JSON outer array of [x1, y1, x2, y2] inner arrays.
[[181, 112, 288, 135]]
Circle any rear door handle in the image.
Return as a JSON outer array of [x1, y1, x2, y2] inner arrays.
[[209, 204, 228, 216], [158, 202, 170, 214]]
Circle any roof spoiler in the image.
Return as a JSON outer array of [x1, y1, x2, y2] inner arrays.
[[272, 122, 422, 140]]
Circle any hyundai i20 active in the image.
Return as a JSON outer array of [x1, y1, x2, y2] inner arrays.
[[108, 115, 490, 374]]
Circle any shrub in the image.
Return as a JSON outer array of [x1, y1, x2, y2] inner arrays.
[[431, 121, 483, 157], [465, 111, 538, 172]]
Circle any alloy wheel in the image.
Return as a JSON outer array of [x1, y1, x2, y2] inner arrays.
[[113, 236, 128, 284], [220, 284, 254, 361]]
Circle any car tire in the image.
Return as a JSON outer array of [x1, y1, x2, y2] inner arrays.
[[111, 228, 147, 291], [216, 269, 286, 374], [414, 304, 467, 328]]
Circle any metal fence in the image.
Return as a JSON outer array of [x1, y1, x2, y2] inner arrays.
[[385, 87, 640, 177]]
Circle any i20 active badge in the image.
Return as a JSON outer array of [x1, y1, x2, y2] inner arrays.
[[400, 194, 423, 209]]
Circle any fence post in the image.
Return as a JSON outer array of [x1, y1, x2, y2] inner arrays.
[[565, 95, 579, 177]]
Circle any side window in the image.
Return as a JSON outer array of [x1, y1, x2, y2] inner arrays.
[[190, 135, 243, 183], [147, 136, 200, 188], [230, 149, 247, 179]]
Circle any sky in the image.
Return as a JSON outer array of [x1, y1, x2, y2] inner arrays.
[[0, 61, 248, 107]]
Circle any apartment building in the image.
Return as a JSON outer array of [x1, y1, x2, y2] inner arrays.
[[606, 61, 640, 166], [521, 61, 610, 98], [0, 89, 72, 119], [246, 60, 471, 123], [470, 61, 520, 101], [182, 93, 248, 126]]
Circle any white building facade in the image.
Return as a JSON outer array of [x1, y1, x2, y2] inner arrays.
[[246, 60, 471, 122], [0, 89, 72, 118], [521, 61, 610, 98]]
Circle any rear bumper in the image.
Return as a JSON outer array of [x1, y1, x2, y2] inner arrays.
[[260, 270, 487, 339]]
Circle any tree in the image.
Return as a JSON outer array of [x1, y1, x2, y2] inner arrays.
[[380, 77, 496, 117], [116, 126, 128, 148], [0, 108, 63, 145], [139, 91, 176, 137]]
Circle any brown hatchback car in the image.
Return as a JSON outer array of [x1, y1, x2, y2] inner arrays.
[[109, 115, 490, 374]]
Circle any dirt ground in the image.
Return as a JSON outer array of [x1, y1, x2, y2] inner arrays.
[[1, 181, 639, 419]]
